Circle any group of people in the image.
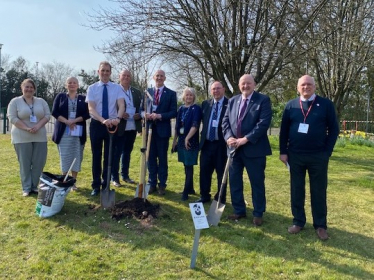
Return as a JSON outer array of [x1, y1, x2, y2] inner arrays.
[[7, 60, 339, 241]]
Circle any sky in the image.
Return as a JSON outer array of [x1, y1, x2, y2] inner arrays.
[[0, 0, 120, 73]]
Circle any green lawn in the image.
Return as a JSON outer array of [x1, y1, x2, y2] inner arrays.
[[0, 134, 373, 279]]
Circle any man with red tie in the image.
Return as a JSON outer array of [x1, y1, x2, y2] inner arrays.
[[222, 74, 272, 226], [143, 70, 177, 195]]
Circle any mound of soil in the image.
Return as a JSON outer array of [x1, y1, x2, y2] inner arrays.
[[111, 198, 160, 221]]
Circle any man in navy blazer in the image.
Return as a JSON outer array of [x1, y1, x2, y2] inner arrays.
[[197, 81, 228, 203], [222, 74, 272, 226], [143, 70, 177, 195]]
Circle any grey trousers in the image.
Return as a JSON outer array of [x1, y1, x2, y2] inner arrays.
[[14, 142, 47, 192]]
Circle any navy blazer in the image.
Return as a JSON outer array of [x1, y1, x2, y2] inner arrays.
[[199, 97, 228, 150], [143, 86, 177, 138], [52, 93, 90, 145], [222, 91, 272, 157]]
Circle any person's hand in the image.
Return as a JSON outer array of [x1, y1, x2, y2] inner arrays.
[[102, 119, 112, 128], [133, 113, 141, 120], [279, 154, 288, 165], [111, 118, 120, 126], [145, 113, 152, 120], [185, 138, 191, 150], [171, 143, 177, 153], [123, 112, 130, 120], [227, 137, 237, 148], [236, 137, 248, 147]]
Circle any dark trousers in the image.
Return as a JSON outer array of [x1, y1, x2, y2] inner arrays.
[[120, 130, 137, 179], [229, 152, 267, 217], [111, 130, 137, 182], [199, 140, 227, 201], [147, 127, 170, 188], [288, 151, 329, 229], [90, 120, 115, 190]]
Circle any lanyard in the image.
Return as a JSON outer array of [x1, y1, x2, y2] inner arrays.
[[299, 97, 316, 123], [68, 95, 77, 112], [181, 106, 191, 123], [23, 97, 34, 116]]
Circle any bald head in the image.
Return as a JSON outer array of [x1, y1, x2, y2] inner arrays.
[[153, 70, 166, 88], [119, 69, 132, 88], [239, 74, 256, 97], [297, 75, 316, 99]]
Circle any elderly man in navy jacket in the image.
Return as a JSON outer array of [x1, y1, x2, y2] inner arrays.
[[222, 74, 272, 226], [279, 75, 339, 240]]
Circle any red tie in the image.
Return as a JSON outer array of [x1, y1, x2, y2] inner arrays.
[[155, 89, 160, 105]]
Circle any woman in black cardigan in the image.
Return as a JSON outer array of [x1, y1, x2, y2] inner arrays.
[[52, 77, 90, 189]]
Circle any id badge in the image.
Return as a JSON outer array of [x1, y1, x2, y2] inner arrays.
[[298, 123, 309, 134], [69, 112, 76, 119], [179, 127, 184, 135], [152, 104, 158, 112], [212, 120, 219, 128], [30, 115, 37, 123]]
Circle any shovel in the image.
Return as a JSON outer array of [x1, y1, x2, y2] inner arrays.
[[135, 90, 153, 200], [101, 125, 117, 209], [207, 149, 235, 226], [135, 127, 152, 199]]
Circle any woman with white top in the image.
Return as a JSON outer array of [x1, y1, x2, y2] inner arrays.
[[7, 78, 51, 196]]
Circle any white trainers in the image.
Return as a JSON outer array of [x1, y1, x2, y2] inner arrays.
[[22, 191, 29, 197]]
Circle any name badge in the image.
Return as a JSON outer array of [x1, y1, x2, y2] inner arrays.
[[298, 123, 309, 134], [212, 120, 219, 128], [69, 112, 76, 119], [30, 115, 37, 123], [179, 127, 184, 135]]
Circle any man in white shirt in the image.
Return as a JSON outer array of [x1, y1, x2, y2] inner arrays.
[[86, 61, 125, 196]]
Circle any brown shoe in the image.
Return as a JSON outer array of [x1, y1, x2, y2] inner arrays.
[[228, 213, 247, 220], [253, 217, 263, 226], [316, 228, 329, 240], [158, 187, 166, 195], [288, 225, 303, 234], [148, 186, 157, 194]]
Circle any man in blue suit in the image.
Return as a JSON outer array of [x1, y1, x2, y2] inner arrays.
[[143, 70, 177, 195], [222, 74, 272, 226]]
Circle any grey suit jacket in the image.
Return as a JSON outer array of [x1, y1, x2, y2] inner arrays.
[[222, 91, 272, 157]]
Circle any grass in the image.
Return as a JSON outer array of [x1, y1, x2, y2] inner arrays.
[[0, 133, 373, 279]]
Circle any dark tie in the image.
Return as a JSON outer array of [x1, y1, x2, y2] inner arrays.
[[208, 102, 219, 141], [102, 84, 109, 119], [155, 89, 160, 105], [237, 99, 248, 138]]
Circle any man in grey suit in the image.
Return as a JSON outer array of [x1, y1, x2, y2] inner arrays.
[[197, 81, 228, 203], [222, 74, 272, 226], [111, 69, 143, 186], [143, 70, 177, 195]]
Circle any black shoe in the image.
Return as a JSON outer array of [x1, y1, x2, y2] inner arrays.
[[179, 189, 196, 195], [91, 189, 100, 196], [195, 198, 211, 204], [181, 194, 188, 201], [158, 187, 166, 195], [148, 186, 157, 194], [123, 178, 136, 184]]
